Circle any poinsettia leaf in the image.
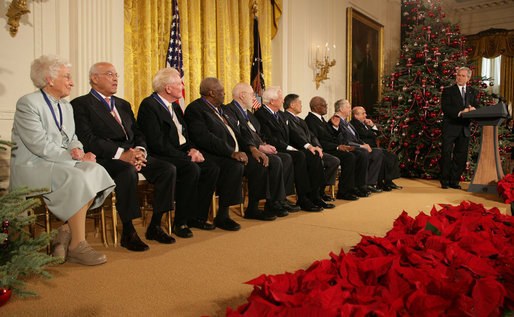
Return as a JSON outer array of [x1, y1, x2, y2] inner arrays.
[[425, 221, 442, 236]]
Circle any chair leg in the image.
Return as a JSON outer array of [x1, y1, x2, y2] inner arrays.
[[167, 211, 172, 235], [100, 207, 108, 248], [111, 195, 118, 247], [209, 194, 217, 222], [44, 205, 51, 254], [331, 185, 335, 200]]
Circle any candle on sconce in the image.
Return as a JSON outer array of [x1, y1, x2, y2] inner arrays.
[[332, 44, 336, 61], [325, 42, 329, 59], [316, 45, 320, 62]]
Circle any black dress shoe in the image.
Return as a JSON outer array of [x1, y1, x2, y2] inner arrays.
[[321, 194, 335, 202], [441, 183, 449, 189], [355, 189, 370, 197], [314, 200, 335, 209], [265, 201, 288, 217], [188, 219, 216, 230], [380, 184, 392, 191], [146, 226, 176, 244], [368, 185, 383, 193], [214, 217, 241, 231], [244, 207, 277, 221], [121, 232, 150, 251], [387, 182, 402, 190], [449, 183, 462, 189], [281, 200, 300, 213], [299, 199, 323, 212], [173, 224, 193, 238], [336, 193, 359, 201]]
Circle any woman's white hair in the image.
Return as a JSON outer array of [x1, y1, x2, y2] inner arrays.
[[262, 86, 281, 104], [30, 55, 71, 89], [152, 67, 181, 92]]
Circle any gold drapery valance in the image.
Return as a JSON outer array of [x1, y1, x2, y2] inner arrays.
[[467, 28, 514, 59], [124, 0, 281, 114]]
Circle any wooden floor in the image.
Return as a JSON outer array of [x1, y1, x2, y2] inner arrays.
[[2, 178, 510, 317]]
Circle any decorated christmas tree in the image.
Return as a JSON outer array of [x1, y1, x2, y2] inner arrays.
[[0, 140, 61, 301], [376, 0, 510, 180]]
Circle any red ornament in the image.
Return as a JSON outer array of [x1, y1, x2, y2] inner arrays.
[[400, 163, 406, 168], [0, 288, 11, 307], [403, 142, 409, 147], [425, 91, 431, 97]]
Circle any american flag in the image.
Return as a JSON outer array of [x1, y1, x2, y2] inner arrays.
[[166, 0, 185, 110], [250, 16, 264, 109]]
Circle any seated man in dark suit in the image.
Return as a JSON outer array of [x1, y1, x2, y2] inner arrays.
[[351, 106, 402, 191], [332, 99, 383, 194], [223, 83, 299, 215], [137, 68, 220, 238], [282, 94, 338, 209], [305, 96, 361, 200], [254, 87, 324, 212], [72, 62, 176, 252], [185, 77, 279, 230]]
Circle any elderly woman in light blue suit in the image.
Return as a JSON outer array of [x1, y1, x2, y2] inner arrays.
[[9, 55, 115, 266]]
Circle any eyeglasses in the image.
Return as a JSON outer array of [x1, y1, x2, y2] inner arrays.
[[102, 72, 119, 78]]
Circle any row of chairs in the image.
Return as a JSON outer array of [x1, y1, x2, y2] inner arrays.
[[29, 174, 250, 249]]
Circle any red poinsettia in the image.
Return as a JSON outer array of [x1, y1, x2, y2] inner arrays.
[[498, 173, 514, 204], [226, 201, 514, 317]]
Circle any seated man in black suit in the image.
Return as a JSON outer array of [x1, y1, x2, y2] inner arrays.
[[185, 77, 280, 230], [282, 94, 338, 209], [72, 62, 175, 252], [137, 67, 220, 238], [224, 83, 299, 215], [254, 87, 324, 212], [351, 106, 402, 191], [305, 96, 361, 201], [332, 99, 384, 194]]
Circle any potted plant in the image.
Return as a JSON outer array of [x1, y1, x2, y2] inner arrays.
[[0, 139, 61, 305]]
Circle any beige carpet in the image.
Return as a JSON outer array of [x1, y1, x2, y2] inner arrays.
[[3, 178, 510, 317]]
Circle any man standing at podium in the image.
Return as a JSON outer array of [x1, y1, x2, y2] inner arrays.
[[440, 66, 478, 189]]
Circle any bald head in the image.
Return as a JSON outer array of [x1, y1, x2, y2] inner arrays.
[[309, 96, 328, 115], [352, 106, 367, 122], [232, 83, 254, 110], [199, 77, 225, 107]]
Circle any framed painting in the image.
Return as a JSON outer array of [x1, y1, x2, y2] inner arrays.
[[346, 8, 384, 115]]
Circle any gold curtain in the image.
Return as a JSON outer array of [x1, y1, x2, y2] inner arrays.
[[467, 29, 514, 59], [500, 56, 514, 106], [467, 29, 514, 107], [124, 0, 173, 114], [124, 0, 282, 114]]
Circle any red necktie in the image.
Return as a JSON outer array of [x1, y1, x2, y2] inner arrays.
[[106, 97, 127, 138]]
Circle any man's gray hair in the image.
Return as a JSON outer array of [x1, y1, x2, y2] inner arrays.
[[334, 99, 350, 112], [152, 67, 181, 92], [30, 55, 71, 89], [262, 86, 281, 104]]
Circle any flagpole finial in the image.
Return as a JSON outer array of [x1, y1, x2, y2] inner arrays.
[[251, 0, 259, 17]]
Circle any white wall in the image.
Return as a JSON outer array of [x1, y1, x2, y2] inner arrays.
[[271, 0, 402, 119], [443, 1, 514, 35], [0, 0, 124, 187]]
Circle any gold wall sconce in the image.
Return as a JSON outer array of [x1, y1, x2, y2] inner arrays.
[[313, 43, 336, 89], [6, 0, 30, 37]]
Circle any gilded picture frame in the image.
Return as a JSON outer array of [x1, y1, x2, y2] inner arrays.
[[346, 8, 384, 115]]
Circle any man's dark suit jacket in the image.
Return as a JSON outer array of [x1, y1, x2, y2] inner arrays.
[[72, 92, 146, 159], [441, 84, 479, 138], [254, 107, 291, 152], [281, 111, 322, 149], [137, 96, 193, 161], [304, 113, 339, 151], [350, 118, 379, 148], [336, 118, 365, 147], [71, 91, 175, 223]]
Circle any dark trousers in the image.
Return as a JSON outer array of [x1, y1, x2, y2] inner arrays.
[[441, 129, 469, 185], [325, 149, 356, 195], [203, 153, 244, 219], [379, 150, 400, 184], [162, 155, 219, 225], [243, 153, 270, 202], [276, 152, 294, 196], [363, 148, 384, 185], [99, 155, 175, 224], [322, 152, 340, 186]]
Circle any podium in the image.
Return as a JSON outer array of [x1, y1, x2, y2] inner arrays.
[[462, 102, 509, 193]]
